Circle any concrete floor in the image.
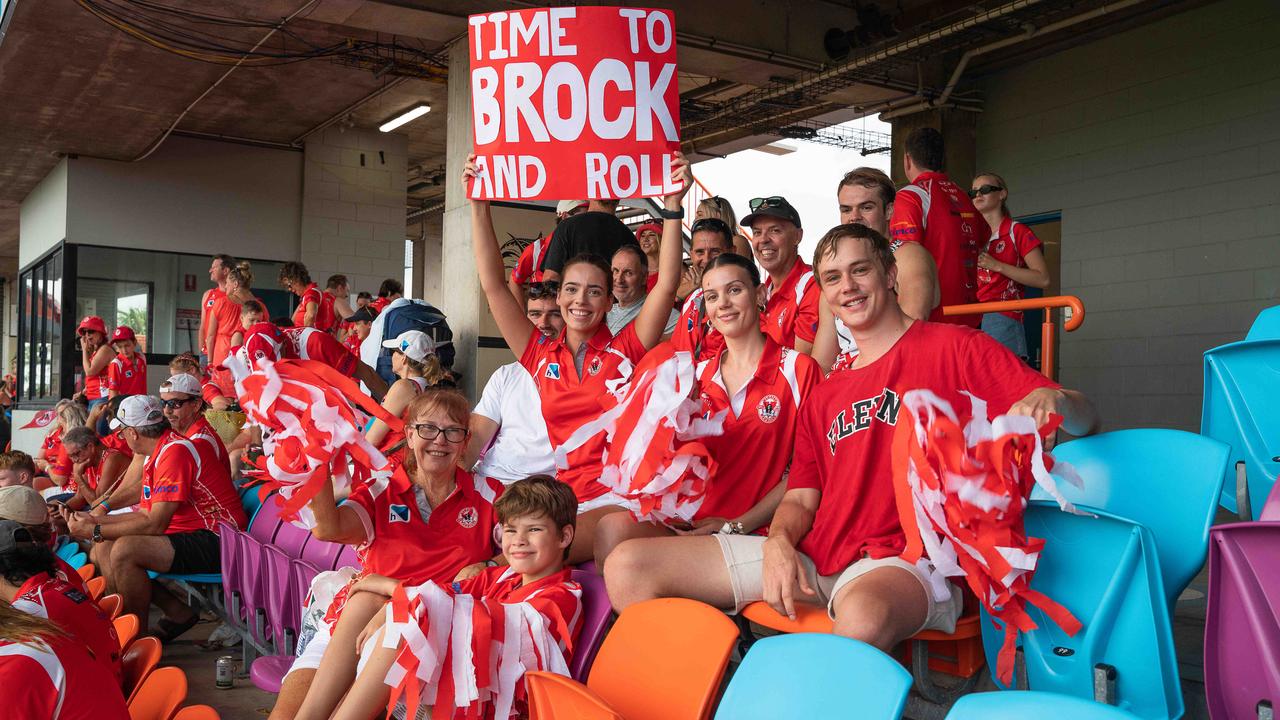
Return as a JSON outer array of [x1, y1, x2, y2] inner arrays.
[[159, 616, 276, 718]]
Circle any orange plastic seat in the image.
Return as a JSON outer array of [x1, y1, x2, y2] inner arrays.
[[128, 666, 187, 720], [77, 563, 96, 581], [172, 705, 221, 720], [114, 613, 140, 650], [526, 671, 623, 720], [586, 598, 739, 720], [741, 601, 833, 634], [98, 593, 123, 620], [122, 636, 163, 703], [86, 575, 108, 600]]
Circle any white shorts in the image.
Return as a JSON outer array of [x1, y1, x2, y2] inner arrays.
[[576, 492, 634, 515], [714, 534, 963, 635], [285, 620, 331, 676]]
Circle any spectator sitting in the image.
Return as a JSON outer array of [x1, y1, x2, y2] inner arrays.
[[58, 427, 128, 512], [106, 326, 147, 399], [86, 394, 142, 518], [0, 519, 123, 681], [170, 352, 230, 412], [463, 281, 562, 485], [279, 323, 390, 401], [159, 374, 228, 465], [540, 198, 638, 283], [365, 331, 449, 449], [281, 261, 331, 330], [62, 396, 247, 640], [0, 451, 37, 489], [42, 401, 90, 496], [342, 306, 375, 357], [369, 278, 403, 315], [741, 195, 820, 354], [670, 218, 737, 361], [0, 485, 91, 595], [606, 244, 679, 336]]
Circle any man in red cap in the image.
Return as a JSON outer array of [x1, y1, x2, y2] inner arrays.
[[106, 326, 147, 398]]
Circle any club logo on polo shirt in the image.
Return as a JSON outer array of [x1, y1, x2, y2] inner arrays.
[[757, 394, 781, 424], [545, 363, 561, 380], [142, 485, 152, 500], [994, 240, 1006, 253], [776, 310, 787, 329], [588, 356, 603, 376], [388, 504, 411, 523], [457, 506, 478, 529]]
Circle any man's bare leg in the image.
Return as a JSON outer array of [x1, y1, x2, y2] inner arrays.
[[829, 566, 929, 652], [109, 535, 176, 633], [592, 512, 673, 568], [567, 505, 627, 565], [603, 535, 736, 612], [269, 669, 315, 720]]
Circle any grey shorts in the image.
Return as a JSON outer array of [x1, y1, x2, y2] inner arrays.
[[714, 534, 963, 635], [982, 312, 1028, 360]]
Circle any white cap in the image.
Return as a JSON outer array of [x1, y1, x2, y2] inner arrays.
[[381, 330, 436, 363], [159, 374, 201, 397], [110, 395, 165, 430], [556, 199, 588, 215]]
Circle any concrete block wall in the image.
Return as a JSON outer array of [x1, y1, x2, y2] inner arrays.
[[302, 127, 408, 297], [975, 0, 1280, 431]]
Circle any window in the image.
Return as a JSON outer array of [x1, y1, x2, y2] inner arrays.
[[17, 247, 65, 403]]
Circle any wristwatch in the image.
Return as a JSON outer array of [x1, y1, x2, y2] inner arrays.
[[656, 207, 684, 220], [92, 524, 104, 544], [719, 521, 746, 535]]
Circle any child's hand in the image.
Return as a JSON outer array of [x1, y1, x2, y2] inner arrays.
[[355, 608, 388, 651], [453, 562, 487, 583]]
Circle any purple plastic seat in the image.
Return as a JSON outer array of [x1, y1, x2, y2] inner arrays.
[[260, 544, 301, 652], [301, 537, 344, 570], [250, 654, 293, 693], [228, 498, 286, 627], [569, 569, 613, 681], [1205, 521, 1280, 719], [273, 521, 311, 558], [333, 545, 361, 571], [290, 559, 323, 612]]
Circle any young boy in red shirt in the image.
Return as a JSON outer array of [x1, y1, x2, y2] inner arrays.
[[332, 476, 583, 720], [106, 326, 147, 398]]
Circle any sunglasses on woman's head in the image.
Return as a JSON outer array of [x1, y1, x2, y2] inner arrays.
[[690, 218, 732, 235], [526, 281, 560, 299], [968, 184, 1003, 198]]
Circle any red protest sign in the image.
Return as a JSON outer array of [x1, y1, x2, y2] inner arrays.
[[467, 7, 681, 201]]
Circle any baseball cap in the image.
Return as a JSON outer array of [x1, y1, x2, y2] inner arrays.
[[111, 326, 137, 343], [0, 486, 49, 525], [556, 199, 588, 215], [110, 395, 165, 430], [634, 222, 662, 239], [0, 519, 39, 555], [741, 196, 803, 229], [159, 374, 201, 397], [381, 330, 436, 363], [345, 306, 377, 323], [77, 316, 107, 336]]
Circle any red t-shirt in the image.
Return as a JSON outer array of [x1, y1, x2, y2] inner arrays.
[[0, 635, 130, 719], [182, 415, 229, 467], [789, 321, 1056, 575], [671, 289, 725, 362], [292, 284, 325, 328], [889, 171, 988, 327], [370, 296, 392, 315], [343, 332, 362, 356], [106, 352, 147, 396], [42, 428, 63, 466], [83, 362, 108, 401], [977, 217, 1043, 321], [510, 238, 550, 285], [99, 430, 133, 460], [140, 430, 247, 534], [520, 324, 648, 502], [694, 340, 821, 524], [200, 287, 226, 356], [69, 446, 123, 495], [760, 259, 819, 348], [317, 290, 339, 333], [240, 322, 285, 366], [12, 572, 122, 681], [282, 327, 358, 375]]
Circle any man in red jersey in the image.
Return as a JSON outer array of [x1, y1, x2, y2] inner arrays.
[[159, 374, 228, 466], [741, 196, 820, 353], [197, 254, 233, 363], [889, 127, 988, 327], [604, 223, 1098, 653], [63, 396, 247, 638]]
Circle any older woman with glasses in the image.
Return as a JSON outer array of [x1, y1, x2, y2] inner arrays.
[[279, 389, 505, 720], [969, 172, 1051, 359]]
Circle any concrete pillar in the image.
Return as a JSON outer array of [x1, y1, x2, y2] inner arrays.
[[889, 108, 979, 187], [411, 213, 443, 300], [441, 40, 483, 398]]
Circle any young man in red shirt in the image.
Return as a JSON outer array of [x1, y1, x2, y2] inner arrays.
[[197, 254, 233, 363], [106, 326, 147, 398], [604, 223, 1097, 652], [62, 396, 247, 639], [741, 196, 820, 354], [889, 127, 988, 328]]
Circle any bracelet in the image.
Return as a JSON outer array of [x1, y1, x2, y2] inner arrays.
[[99, 501, 110, 512], [656, 207, 684, 220]]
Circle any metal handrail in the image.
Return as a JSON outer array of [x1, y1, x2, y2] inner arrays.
[[941, 295, 1086, 380]]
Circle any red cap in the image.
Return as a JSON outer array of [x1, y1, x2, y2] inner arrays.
[[77, 316, 106, 336], [110, 326, 136, 343], [635, 222, 662, 239]]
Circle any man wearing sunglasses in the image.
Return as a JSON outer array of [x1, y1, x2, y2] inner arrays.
[[889, 127, 987, 328], [159, 374, 229, 466], [741, 196, 820, 354]]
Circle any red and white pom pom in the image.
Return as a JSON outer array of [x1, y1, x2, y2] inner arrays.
[[892, 389, 1085, 685], [554, 344, 726, 524]]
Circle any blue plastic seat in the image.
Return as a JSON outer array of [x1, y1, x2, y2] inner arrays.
[[1032, 428, 1228, 606], [980, 503, 1182, 720], [947, 691, 1142, 719], [714, 634, 911, 720], [55, 541, 79, 561], [1245, 304, 1280, 341], [65, 552, 88, 570], [1201, 337, 1280, 518]]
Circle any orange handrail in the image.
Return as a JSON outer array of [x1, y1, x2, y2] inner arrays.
[[940, 295, 1085, 380]]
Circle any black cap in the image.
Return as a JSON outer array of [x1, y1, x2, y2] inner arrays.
[[0, 519, 38, 555], [345, 306, 377, 323], [741, 196, 802, 229]]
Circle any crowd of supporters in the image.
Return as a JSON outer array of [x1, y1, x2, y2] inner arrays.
[[0, 127, 1094, 718]]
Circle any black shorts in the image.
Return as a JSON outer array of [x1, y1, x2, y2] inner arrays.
[[165, 529, 221, 574]]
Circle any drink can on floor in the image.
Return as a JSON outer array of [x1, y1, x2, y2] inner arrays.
[[216, 656, 235, 689]]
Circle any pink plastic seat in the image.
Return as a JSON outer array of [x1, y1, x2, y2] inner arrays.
[[1205, 521, 1280, 719], [569, 569, 613, 681]]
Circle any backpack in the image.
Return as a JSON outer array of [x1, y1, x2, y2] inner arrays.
[[377, 301, 455, 385]]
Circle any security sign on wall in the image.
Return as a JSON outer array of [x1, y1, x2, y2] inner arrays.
[[467, 7, 682, 201]]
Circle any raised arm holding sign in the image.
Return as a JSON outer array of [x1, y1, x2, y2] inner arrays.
[[467, 6, 681, 201]]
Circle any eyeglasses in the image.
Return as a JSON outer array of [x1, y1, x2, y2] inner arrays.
[[409, 423, 468, 443], [968, 184, 1003, 198], [526, 281, 560, 299], [690, 218, 732, 235], [161, 397, 199, 409], [748, 196, 787, 211]]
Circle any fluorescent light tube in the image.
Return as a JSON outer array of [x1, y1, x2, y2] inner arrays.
[[380, 104, 431, 132]]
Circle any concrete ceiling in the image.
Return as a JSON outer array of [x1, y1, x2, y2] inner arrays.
[[0, 0, 1194, 262]]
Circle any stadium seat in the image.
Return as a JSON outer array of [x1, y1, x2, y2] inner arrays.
[[56, 540, 80, 561], [979, 503, 1182, 719], [299, 535, 344, 570], [333, 544, 361, 570], [1245, 304, 1280, 341], [260, 544, 302, 653], [122, 636, 162, 703], [569, 569, 613, 681], [946, 691, 1142, 718], [66, 551, 88, 570], [525, 671, 624, 720], [1202, 337, 1280, 518], [87, 575, 107, 600], [77, 563, 95, 581], [98, 593, 123, 620], [228, 495, 286, 629], [557, 597, 738, 720], [249, 654, 293, 694], [172, 705, 221, 720], [127, 666, 187, 720], [1034, 428, 1229, 606], [1204, 520, 1280, 720], [114, 613, 141, 650], [714, 633, 911, 720]]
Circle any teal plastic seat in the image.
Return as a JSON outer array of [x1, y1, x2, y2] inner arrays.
[[980, 504, 1183, 720], [55, 541, 79, 561], [947, 691, 1142, 719], [1245, 305, 1280, 341], [1201, 337, 1280, 518], [714, 633, 911, 720], [1032, 429, 1228, 606], [65, 552, 87, 570]]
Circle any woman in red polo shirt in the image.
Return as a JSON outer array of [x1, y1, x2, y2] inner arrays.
[[277, 390, 504, 720], [463, 152, 691, 563], [593, 253, 823, 565], [280, 261, 328, 330]]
